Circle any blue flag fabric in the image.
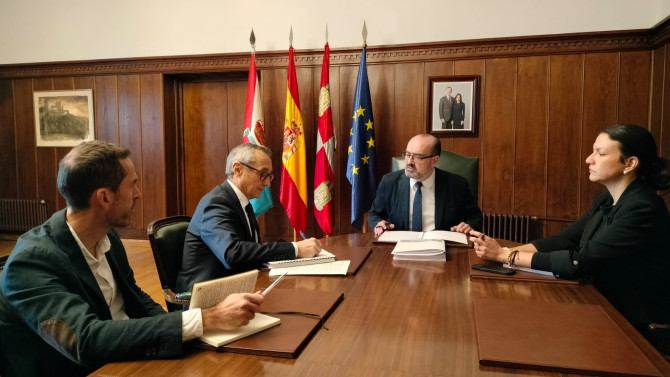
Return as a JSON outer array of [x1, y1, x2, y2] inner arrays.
[[346, 47, 378, 230]]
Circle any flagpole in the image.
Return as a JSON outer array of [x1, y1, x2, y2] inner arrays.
[[361, 21, 368, 234]]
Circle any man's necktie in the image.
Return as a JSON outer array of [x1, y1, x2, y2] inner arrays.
[[244, 204, 259, 242], [412, 182, 423, 231]]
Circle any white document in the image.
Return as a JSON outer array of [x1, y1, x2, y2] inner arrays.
[[265, 249, 335, 269], [391, 240, 446, 254], [199, 313, 281, 347], [268, 260, 351, 276], [377, 230, 467, 244], [189, 270, 258, 310], [503, 263, 555, 277]]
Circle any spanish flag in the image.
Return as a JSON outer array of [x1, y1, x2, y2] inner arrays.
[[279, 46, 307, 233]]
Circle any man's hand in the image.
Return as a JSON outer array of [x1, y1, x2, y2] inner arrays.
[[296, 238, 322, 258], [374, 220, 395, 236], [450, 222, 472, 234], [201, 292, 264, 331]]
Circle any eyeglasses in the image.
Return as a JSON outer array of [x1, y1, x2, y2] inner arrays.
[[239, 161, 275, 182], [401, 151, 437, 161]]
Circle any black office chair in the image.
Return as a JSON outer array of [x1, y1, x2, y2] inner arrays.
[[147, 215, 192, 312], [648, 323, 670, 361]]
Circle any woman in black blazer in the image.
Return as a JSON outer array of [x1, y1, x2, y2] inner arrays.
[[471, 124, 670, 346], [451, 93, 465, 129]]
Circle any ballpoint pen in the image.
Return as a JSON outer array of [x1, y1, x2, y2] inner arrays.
[[262, 271, 288, 296]]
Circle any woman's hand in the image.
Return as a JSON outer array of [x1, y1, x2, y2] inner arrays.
[[469, 230, 506, 263]]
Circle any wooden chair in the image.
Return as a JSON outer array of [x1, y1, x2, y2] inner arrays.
[[147, 215, 192, 311]]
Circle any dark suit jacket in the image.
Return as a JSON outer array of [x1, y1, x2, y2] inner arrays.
[[176, 181, 294, 293], [0, 210, 182, 377], [367, 168, 483, 231], [438, 95, 454, 128], [531, 179, 670, 328]]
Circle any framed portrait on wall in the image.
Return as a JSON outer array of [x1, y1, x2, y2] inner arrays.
[[33, 89, 95, 147], [427, 76, 479, 137]]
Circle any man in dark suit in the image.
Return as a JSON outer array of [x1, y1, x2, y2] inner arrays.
[[368, 134, 482, 236], [176, 143, 321, 293], [0, 141, 262, 377], [438, 86, 454, 129]]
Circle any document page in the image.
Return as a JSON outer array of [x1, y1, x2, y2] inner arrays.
[[268, 260, 351, 276], [189, 270, 258, 309], [422, 230, 467, 244], [377, 231, 424, 243]]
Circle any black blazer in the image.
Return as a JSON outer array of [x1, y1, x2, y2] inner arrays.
[[176, 181, 294, 293], [367, 168, 482, 231], [531, 179, 670, 327]]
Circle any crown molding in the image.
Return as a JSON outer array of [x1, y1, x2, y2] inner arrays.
[[0, 29, 656, 79]]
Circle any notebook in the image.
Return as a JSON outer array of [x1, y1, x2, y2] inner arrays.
[[265, 249, 335, 268], [199, 313, 281, 347], [188, 270, 258, 310], [391, 239, 446, 262]]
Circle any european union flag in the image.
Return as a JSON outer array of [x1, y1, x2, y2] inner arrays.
[[346, 46, 377, 230]]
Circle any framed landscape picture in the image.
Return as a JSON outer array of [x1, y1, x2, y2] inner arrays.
[[33, 89, 95, 147], [427, 76, 479, 137]]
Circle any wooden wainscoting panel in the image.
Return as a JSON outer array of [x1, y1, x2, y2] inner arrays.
[[618, 50, 651, 127], [140, 74, 167, 225], [13, 78, 38, 200], [0, 79, 17, 198]]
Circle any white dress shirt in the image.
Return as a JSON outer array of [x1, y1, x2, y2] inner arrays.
[[408, 169, 437, 231], [67, 222, 203, 341]]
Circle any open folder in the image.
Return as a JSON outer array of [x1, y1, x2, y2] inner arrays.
[[188, 270, 281, 347]]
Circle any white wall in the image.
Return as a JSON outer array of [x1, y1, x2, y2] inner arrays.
[[1, 0, 669, 64]]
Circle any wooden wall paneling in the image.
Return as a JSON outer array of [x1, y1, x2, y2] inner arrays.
[[481, 58, 516, 214], [367, 64, 396, 179], [546, 55, 584, 222], [617, 51, 651, 127], [33, 78, 59, 214], [162, 76, 181, 216], [13, 79, 37, 199], [94, 75, 119, 143], [452, 60, 486, 160], [118, 74, 143, 229], [259, 68, 289, 239], [336, 64, 358, 234], [514, 56, 548, 216], [649, 45, 665, 143], [182, 81, 228, 216], [392, 63, 423, 164], [424, 61, 455, 152], [140, 74, 166, 226], [580, 53, 619, 215], [0, 79, 18, 198]]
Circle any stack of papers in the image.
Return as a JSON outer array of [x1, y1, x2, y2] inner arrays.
[[267, 249, 351, 276], [378, 230, 467, 245], [391, 239, 446, 262], [265, 250, 336, 268]]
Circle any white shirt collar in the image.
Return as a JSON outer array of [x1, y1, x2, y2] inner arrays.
[[409, 169, 436, 191], [227, 179, 250, 208], [66, 221, 111, 264]]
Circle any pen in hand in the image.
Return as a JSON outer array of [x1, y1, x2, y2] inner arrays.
[[262, 272, 288, 296]]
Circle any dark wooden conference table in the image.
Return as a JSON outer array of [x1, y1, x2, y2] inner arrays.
[[91, 233, 670, 376]]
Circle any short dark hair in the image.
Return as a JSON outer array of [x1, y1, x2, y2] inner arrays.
[[602, 124, 670, 190], [57, 141, 131, 210]]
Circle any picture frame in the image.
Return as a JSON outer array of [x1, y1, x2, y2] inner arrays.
[[33, 89, 95, 147], [427, 76, 479, 137]]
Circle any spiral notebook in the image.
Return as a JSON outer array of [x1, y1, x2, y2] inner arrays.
[[264, 249, 335, 268]]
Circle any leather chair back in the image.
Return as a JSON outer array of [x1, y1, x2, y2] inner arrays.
[[392, 150, 479, 201], [147, 215, 191, 311]]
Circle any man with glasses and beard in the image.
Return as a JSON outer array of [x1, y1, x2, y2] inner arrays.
[[368, 134, 482, 236], [176, 143, 321, 294]]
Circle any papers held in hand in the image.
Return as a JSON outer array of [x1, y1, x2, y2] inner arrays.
[[188, 269, 281, 347], [377, 230, 467, 245], [391, 239, 446, 262]]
